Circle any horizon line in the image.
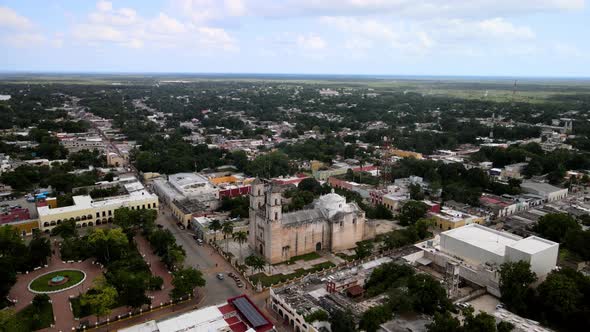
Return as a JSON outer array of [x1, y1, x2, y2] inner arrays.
[[1, 70, 590, 81]]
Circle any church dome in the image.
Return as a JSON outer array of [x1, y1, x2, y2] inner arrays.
[[316, 190, 347, 217]]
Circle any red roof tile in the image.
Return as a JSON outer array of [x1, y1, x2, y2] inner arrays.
[[218, 303, 236, 315]]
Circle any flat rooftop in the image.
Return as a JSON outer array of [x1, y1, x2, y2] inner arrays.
[[169, 173, 209, 186], [120, 295, 272, 332], [442, 224, 522, 256], [521, 181, 565, 194], [37, 190, 157, 216], [507, 236, 558, 255]]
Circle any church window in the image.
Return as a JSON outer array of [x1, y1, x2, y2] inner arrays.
[[353, 218, 357, 224], [275, 212, 279, 220], [275, 198, 278, 205]]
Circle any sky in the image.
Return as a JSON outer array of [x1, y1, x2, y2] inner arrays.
[[0, 0, 589, 77]]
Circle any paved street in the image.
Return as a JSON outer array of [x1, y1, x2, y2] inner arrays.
[[155, 204, 244, 306]]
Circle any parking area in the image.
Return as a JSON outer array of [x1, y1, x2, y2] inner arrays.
[[466, 294, 501, 315], [0, 197, 39, 219]]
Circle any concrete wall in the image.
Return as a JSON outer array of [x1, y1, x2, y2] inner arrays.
[[423, 250, 501, 297], [331, 212, 365, 252], [280, 221, 330, 262], [547, 188, 568, 202], [505, 243, 559, 278]]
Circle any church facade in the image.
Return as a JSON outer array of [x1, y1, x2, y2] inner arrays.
[[248, 179, 375, 264]]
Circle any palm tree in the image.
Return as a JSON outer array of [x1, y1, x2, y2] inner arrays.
[[233, 231, 248, 263], [222, 221, 234, 253], [209, 219, 222, 241], [245, 255, 265, 274]]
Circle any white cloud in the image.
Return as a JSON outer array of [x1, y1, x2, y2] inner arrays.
[[71, 1, 238, 52], [225, 0, 247, 16], [89, 6, 138, 26], [127, 38, 144, 49], [320, 16, 434, 55], [320, 15, 536, 57], [476, 18, 535, 39], [259, 0, 585, 19], [427, 18, 535, 43], [96, 1, 113, 12], [73, 24, 125, 43], [197, 27, 239, 51], [297, 34, 326, 50], [152, 13, 187, 34], [172, 0, 223, 23], [0, 6, 66, 49], [0, 6, 34, 30]]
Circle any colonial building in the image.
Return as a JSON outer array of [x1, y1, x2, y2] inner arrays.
[[248, 179, 374, 264], [37, 189, 158, 232]]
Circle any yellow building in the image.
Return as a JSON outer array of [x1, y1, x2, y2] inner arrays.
[[209, 175, 238, 185], [429, 207, 484, 231], [143, 172, 161, 181], [388, 149, 424, 159], [310, 160, 326, 172], [2, 219, 39, 236], [313, 167, 349, 181], [382, 193, 409, 212], [37, 190, 159, 232]]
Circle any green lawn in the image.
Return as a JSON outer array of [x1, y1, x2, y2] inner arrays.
[[274, 252, 322, 266], [336, 253, 357, 262], [29, 270, 85, 292], [250, 261, 335, 287]]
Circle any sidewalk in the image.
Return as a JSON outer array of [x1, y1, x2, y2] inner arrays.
[[72, 235, 174, 329], [9, 240, 103, 332]]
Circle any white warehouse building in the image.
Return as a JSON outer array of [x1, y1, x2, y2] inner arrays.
[[440, 224, 559, 277], [520, 180, 568, 203]]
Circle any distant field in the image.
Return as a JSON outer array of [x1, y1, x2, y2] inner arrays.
[[1, 73, 589, 103]]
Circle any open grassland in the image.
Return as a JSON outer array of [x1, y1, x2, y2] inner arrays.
[[1, 73, 589, 103]]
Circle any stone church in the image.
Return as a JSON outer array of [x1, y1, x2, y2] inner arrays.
[[248, 179, 375, 264]]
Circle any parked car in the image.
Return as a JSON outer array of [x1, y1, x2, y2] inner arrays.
[[216, 273, 224, 280], [456, 302, 470, 309], [176, 222, 185, 230], [156, 224, 164, 229]]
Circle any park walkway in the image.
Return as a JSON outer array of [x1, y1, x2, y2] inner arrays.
[[8, 234, 177, 332], [9, 240, 103, 332], [134, 234, 173, 306], [68, 235, 174, 329]]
